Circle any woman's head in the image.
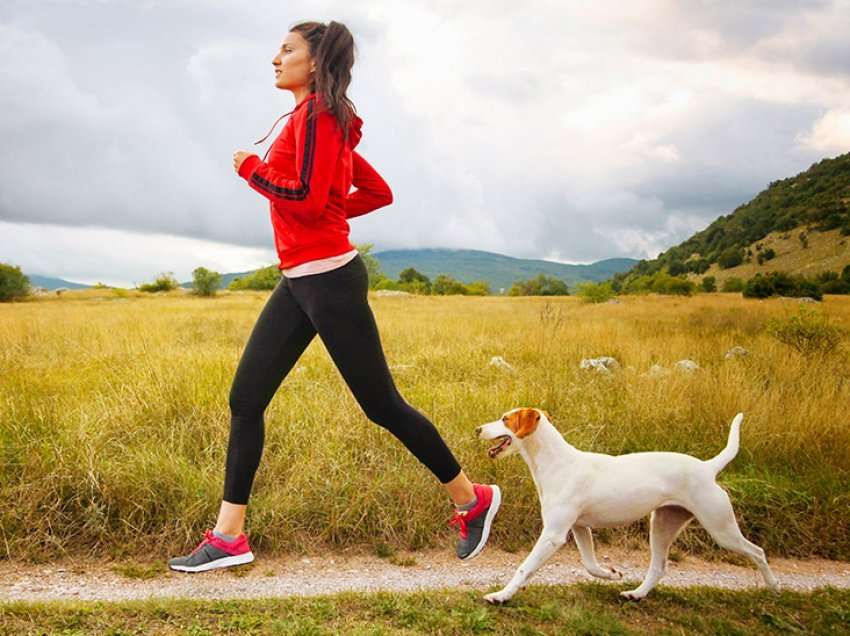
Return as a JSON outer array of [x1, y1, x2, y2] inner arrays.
[[273, 20, 358, 145]]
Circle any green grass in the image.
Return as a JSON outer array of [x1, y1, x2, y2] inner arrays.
[[1, 583, 848, 635], [1, 291, 849, 562]]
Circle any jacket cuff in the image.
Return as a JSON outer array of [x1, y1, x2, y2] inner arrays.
[[238, 154, 263, 181]]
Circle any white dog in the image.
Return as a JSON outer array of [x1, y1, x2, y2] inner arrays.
[[477, 407, 780, 603]]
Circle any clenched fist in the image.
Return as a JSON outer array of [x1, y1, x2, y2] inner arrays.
[[233, 150, 255, 174]]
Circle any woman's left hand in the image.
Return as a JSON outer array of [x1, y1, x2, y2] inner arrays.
[[233, 150, 254, 173]]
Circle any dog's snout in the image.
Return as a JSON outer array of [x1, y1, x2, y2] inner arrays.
[[474, 425, 483, 434]]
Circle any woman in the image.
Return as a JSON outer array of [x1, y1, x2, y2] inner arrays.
[[168, 20, 501, 573]]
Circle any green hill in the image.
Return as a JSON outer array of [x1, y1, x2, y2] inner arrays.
[[371, 248, 636, 292], [618, 151, 850, 284]]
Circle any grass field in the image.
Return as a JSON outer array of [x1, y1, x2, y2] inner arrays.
[[1, 288, 848, 562], [1, 583, 849, 635]]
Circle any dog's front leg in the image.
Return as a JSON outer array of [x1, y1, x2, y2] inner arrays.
[[572, 526, 623, 580], [483, 520, 573, 604]]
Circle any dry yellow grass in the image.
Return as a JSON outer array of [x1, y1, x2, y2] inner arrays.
[[1, 289, 848, 561]]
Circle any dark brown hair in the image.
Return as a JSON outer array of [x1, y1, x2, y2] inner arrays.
[[290, 19, 358, 146]]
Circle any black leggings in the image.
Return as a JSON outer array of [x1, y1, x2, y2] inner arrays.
[[223, 253, 463, 504]]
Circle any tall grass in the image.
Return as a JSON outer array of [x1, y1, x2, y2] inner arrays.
[[1, 289, 848, 561]]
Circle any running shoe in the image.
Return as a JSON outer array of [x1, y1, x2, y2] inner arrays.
[[447, 483, 502, 560], [168, 529, 254, 573]]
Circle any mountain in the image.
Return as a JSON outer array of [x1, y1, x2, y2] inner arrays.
[[616, 152, 850, 284], [178, 270, 259, 289], [371, 248, 637, 292], [25, 275, 91, 290], [27, 250, 638, 293]]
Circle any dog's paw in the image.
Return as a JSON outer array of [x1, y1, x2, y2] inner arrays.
[[483, 590, 512, 605], [619, 589, 646, 601], [608, 566, 624, 579]]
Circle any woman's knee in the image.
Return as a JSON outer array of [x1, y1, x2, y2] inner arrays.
[[362, 392, 413, 428], [228, 384, 267, 419]]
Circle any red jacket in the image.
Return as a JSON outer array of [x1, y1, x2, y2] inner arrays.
[[238, 91, 393, 269]]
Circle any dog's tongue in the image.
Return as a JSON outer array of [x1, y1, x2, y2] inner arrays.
[[488, 436, 510, 457]]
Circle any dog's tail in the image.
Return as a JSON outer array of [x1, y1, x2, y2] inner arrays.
[[703, 412, 743, 476]]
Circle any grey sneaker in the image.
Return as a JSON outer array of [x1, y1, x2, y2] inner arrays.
[[168, 529, 254, 573], [448, 483, 502, 560]]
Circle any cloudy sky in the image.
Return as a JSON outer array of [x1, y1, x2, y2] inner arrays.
[[1, 0, 849, 287]]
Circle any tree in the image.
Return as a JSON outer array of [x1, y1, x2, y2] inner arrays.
[[667, 261, 687, 276], [718, 247, 743, 269], [508, 274, 569, 296], [229, 265, 281, 290], [576, 281, 615, 303], [354, 243, 385, 288], [398, 266, 431, 292], [432, 274, 467, 295], [138, 272, 179, 292], [0, 263, 31, 301], [192, 267, 222, 296]]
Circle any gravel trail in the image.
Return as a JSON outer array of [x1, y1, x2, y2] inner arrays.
[[1, 545, 847, 603]]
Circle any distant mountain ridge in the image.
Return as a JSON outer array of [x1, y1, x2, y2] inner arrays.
[[26, 249, 637, 292], [371, 248, 636, 292]]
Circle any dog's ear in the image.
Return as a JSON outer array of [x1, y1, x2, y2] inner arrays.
[[513, 408, 541, 439]]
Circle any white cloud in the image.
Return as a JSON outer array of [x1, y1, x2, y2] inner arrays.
[[797, 108, 850, 153], [1, 0, 848, 281], [0, 220, 274, 288]]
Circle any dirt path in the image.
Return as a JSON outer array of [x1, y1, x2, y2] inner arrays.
[[1, 545, 847, 603]]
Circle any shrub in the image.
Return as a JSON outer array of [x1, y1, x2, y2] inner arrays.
[[432, 274, 469, 295], [0, 263, 31, 301], [508, 274, 569, 296], [718, 247, 744, 269], [743, 271, 822, 300], [576, 281, 615, 303], [138, 272, 179, 293], [765, 306, 844, 356], [701, 276, 717, 292], [229, 266, 281, 290], [722, 277, 745, 292], [192, 267, 222, 297], [667, 260, 687, 276], [757, 248, 776, 265]]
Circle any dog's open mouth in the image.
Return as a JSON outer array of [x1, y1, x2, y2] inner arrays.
[[488, 435, 512, 458]]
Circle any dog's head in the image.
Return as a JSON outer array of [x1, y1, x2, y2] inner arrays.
[[476, 407, 551, 459]]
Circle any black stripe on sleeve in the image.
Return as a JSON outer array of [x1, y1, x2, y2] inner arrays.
[[250, 98, 316, 200]]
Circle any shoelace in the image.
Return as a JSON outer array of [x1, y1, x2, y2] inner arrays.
[[191, 529, 215, 555], [447, 510, 469, 540]]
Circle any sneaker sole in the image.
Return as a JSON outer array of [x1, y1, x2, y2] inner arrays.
[[461, 484, 501, 561], [168, 550, 255, 573]]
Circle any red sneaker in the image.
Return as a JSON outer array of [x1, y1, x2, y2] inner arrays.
[[168, 529, 254, 573], [447, 483, 502, 560]]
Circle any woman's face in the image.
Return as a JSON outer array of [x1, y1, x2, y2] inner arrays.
[[272, 31, 314, 91]]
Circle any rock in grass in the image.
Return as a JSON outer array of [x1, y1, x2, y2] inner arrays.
[[725, 346, 749, 359], [580, 356, 620, 373]]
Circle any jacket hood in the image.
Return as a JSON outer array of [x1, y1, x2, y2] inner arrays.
[[347, 114, 363, 150], [255, 92, 362, 154], [300, 92, 362, 149]]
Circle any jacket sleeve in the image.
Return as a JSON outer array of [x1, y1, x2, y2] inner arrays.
[[345, 150, 394, 219], [237, 101, 343, 223]]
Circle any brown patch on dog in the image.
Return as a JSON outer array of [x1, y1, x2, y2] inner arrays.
[[505, 408, 541, 439]]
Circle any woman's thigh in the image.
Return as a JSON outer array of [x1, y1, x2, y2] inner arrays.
[[287, 256, 399, 417], [229, 277, 317, 415]]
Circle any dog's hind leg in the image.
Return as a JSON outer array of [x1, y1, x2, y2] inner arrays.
[[690, 485, 780, 593], [572, 526, 623, 580], [620, 505, 694, 600]]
